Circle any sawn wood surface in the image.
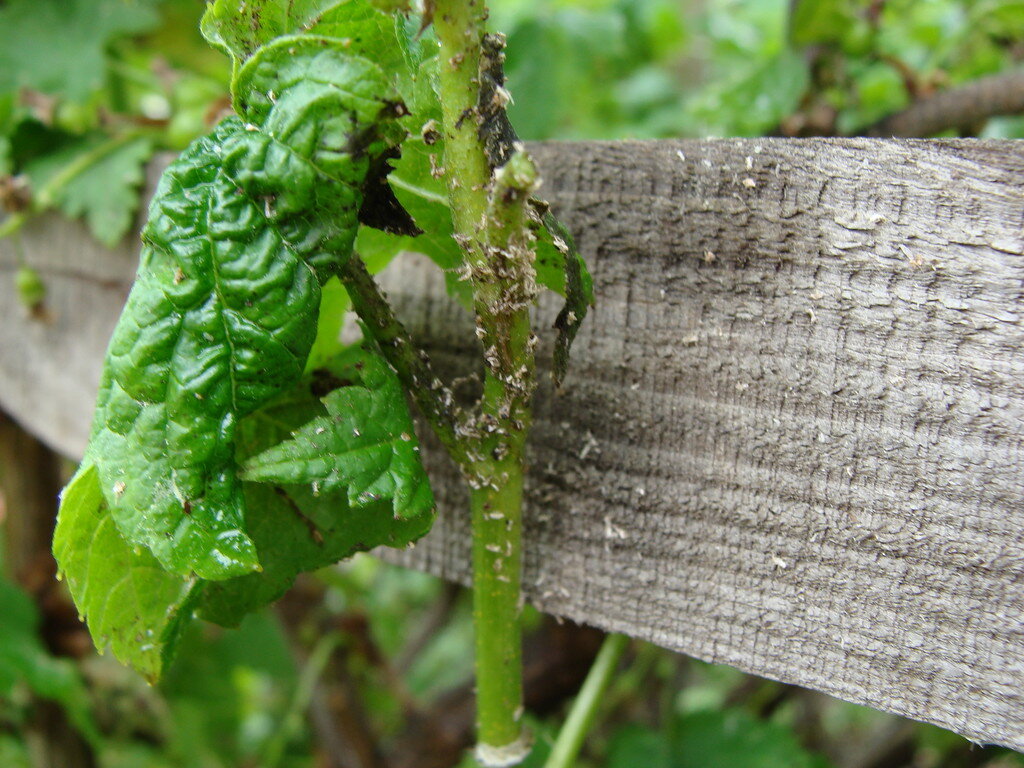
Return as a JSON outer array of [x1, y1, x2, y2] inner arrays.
[[1, 138, 1022, 750]]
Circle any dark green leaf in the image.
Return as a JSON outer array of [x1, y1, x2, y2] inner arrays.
[[243, 347, 434, 520], [64, 41, 404, 580], [0, 0, 159, 101], [199, 366, 434, 626]]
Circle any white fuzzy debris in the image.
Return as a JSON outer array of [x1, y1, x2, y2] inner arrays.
[[473, 729, 532, 765]]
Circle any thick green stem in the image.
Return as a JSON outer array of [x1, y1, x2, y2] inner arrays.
[[434, 1, 539, 762], [470, 450, 526, 758], [543, 634, 630, 768], [433, 0, 491, 238]]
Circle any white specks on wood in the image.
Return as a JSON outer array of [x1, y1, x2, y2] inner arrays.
[[2, 139, 1024, 750]]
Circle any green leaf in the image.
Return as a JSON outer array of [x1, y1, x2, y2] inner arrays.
[[0, 734, 31, 768], [199, 369, 435, 626], [607, 709, 832, 768], [52, 463, 197, 683], [243, 347, 434, 520], [23, 134, 153, 247], [789, 0, 859, 46], [200, 0, 343, 61], [304, 276, 351, 373], [0, 0, 159, 102], [539, 211, 593, 385], [0, 576, 100, 744], [203, 0, 437, 119], [73, 41, 404, 580], [357, 137, 473, 307]]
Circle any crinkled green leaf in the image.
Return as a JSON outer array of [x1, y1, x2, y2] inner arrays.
[[199, 369, 434, 626], [68, 41, 403, 580], [0, 0, 159, 101], [203, 0, 436, 117], [23, 134, 153, 246], [52, 464, 197, 683], [242, 347, 434, 519], [200, 0, 342, 60]]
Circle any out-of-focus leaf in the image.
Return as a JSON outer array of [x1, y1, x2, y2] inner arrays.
[[0, 735, 31, 768], [0, 576, 100, 745], [0, 0, 160, 101], [14, 265, 45, 309], [160, 611, 298, 764], [789, 0, 861, 46], [23, 134, 153, 246], [607, 709, 832, 768]]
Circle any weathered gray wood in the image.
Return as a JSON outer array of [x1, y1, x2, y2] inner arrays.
[[1, 138, 1023, 750]]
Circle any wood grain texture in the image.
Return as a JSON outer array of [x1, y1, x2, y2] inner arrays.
[[1, 138, 1022, 750]]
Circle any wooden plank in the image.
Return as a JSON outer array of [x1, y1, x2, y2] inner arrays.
[[1, 138, 1023, 750]]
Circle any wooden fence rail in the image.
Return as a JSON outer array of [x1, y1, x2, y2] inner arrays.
[[1, 138, 1022, 751]]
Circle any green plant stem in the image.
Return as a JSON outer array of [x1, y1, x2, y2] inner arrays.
[[433, 0, 491, 239], [543, 634, 630, 768], [433, 1, 541, 762], [263, 630, 342, 768], [469, 451, 526, 754]]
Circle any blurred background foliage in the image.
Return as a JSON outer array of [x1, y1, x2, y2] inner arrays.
[[2, 0, 1024, 766]]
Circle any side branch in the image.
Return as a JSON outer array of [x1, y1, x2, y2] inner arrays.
[[337, 255, 469, 469], [865, 69, 1024, 137]]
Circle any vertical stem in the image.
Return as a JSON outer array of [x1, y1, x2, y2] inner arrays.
[[470, 452, 525, 755], [433, 2, 539, 762], [433, 0, 491, 238], [542, 634, 630, 768]]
